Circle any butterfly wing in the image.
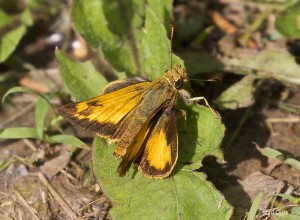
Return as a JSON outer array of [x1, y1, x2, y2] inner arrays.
[[57, 78, 151, 138], [138, 106, 178, 179]]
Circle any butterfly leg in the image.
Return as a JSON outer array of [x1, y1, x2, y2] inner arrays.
[[188, 96, 220, 118], [179, 89, 219, 117]]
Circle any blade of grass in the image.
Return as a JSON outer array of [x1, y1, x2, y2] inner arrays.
[[291, 207, 300, 215], [2, 86, 55, 112], [285, 158, 300, 171], [0, 158, 16, 171], [247, 192, 264, 220], [0, 127, 39, 139], [274, 194, 300, 204], [35, 95, 50, 139], [49, 134, 89, 150]]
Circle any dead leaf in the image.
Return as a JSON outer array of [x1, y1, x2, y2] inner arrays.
[[240, 171, 285, 209], [40, 150, 70, 178]]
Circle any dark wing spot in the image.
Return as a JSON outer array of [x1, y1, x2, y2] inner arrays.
[[79, 108, 94, 116], [87, 100, 103, 106]]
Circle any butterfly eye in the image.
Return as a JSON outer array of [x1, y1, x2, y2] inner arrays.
[[174, 79, 183, 89]]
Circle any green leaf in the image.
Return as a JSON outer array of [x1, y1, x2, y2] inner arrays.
[[35, 95, 50, 139], [147, 0, 173, 30], [275, 2, 300, 38], [91, 102, 227, 219], [71, 0, 141, 75], [71, 0, 181, 77], [215, 74, 256, 110], [177, 105, 225, 170], [0, 10, 13, 27], [71, 0, 117, 48], [247, 192, 264, 220], [49, 134, 88, 149], [0, 8, 33, 63], [0, 25, 26, 63], [141, 6, 183, 79], [56, 50, 107, 100], [93, 138, 233, 220], [21, 7, 33, 26], [0, 127, 39, 139]]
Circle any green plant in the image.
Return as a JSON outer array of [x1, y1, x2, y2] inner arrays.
[[0, 0, 61, 63], [0, 8, 33, 63], [1, 86, 86, 149]]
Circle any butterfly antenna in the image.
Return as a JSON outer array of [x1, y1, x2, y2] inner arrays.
[[169, 25, 174, 69], [188, 76, 221, 82]]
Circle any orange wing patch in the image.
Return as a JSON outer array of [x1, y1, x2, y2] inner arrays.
[[145, 130, 172, 170]]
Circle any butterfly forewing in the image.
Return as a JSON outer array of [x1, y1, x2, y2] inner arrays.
[[57, 79, 151, 138]]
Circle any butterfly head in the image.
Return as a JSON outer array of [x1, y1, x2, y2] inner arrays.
[[164, 65, 188, 90]]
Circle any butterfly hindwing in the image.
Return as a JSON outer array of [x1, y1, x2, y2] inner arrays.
[[139, 106, 178, 179]]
